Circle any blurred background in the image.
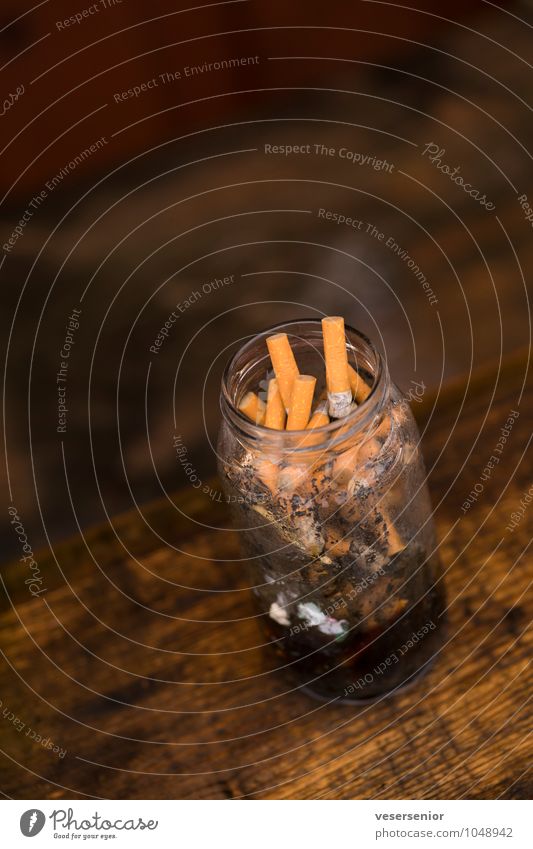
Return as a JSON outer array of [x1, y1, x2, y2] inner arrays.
[[1, 0, 531, 560]]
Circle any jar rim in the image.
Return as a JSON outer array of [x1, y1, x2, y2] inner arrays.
[[220, 318, 387, 453]]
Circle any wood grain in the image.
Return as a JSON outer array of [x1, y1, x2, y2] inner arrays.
[[0, 350, 531, 800]]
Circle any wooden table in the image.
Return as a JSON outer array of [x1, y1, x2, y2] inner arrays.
[[1, 349, 531, 799]]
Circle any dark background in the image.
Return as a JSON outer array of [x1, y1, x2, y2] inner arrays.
[[1, 0, 531, 561]]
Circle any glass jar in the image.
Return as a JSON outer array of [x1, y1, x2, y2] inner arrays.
[[217, 319, 445, 702]]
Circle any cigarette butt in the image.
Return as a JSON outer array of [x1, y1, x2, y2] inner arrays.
[[351, 516, 404, 571], [238, 391, 266, 425], [255, 457, 279, 494], [333, 444, 360, 487], [266, 333, 299, 410], [385, 520, 405, 557], [348, 364, 372, 403], [368, 501, 406, 559], [357, 414, 391, 464], [322, 316, 350, 392], [380, 596, 408, 623], [294, 513, 325, 556], [306, 400, 329, 430], [322, 316, 353, 418], [276, 466, 326, 556], [286, 374, 316, 430], [324, 529, 351, 558], [358, 583, 407, 630], [278, 463, 309, 494], [322, 317, 350, 393], [299, 401, 330, 447], [264, 378, 286, 430]]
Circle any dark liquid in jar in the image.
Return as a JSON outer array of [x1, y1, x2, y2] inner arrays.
[[228, 483, 446, 702]]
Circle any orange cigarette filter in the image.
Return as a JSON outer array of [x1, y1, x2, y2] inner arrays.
[[384, 518, 405, 557], [300, 401, 330, 447], [286, 375, 316, 430], [266, 333, 299, 410], [264, 378, 286, 430], [238, 391, 266, 425], [322, 316, 353, 418], [348, 364, 372, 403], [322, 316, 350, 394]]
